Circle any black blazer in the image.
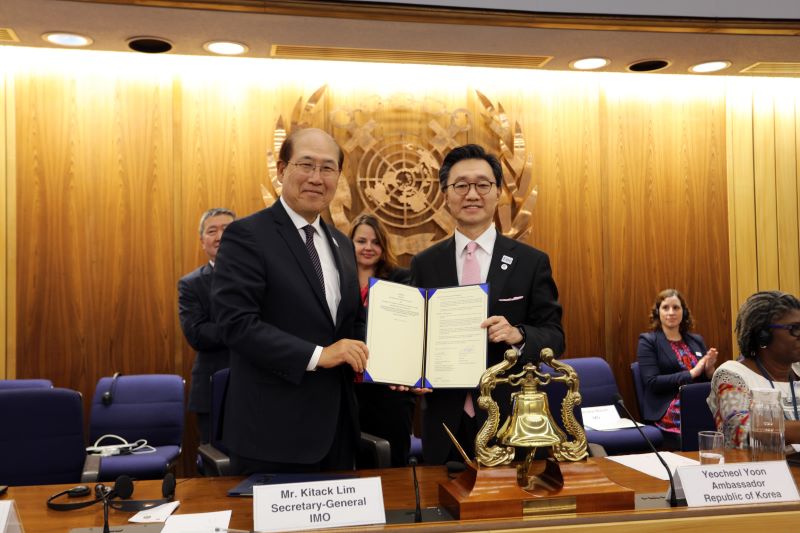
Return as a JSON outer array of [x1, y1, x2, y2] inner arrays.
[[637, 330, 709, 422], [211, 201, 363, 464], [410, 232, 564, 464], [178, 263, 230, 413]]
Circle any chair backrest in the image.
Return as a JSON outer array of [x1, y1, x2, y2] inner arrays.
[[630, 362, 646, 418], [679, 382, 715, 451], [560, 357, 621, 407], [539, 360, 585, 435], [89, 374, 184, 447], [0, 388, 86, 486], [210, 368, 230, 454], [0, 379, 53, 390]]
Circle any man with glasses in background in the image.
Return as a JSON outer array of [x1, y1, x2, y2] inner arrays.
[[179, 207, 235, 446], [410, 143, 565, 465], [212, 128, 367, 474]]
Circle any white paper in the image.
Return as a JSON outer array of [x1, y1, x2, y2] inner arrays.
[[608, 451, 699, 480], [129, 500, 180, 523], [0, 502, 10, 528], [676, 460, 800, 507], [253, 476, 385, 532], [159, 510, 232, 533], [581, 405, 640, 431]]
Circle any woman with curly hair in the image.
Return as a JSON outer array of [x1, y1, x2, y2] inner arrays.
[[637, 289, 719, 449]]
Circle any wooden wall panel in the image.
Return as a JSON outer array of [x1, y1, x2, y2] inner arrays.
[[603, 76, 731, 406], [0, 70, 9, 379], [14, 66, 175, 395]]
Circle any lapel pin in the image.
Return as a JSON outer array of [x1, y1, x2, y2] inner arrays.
[[501, 255, 513, 265], [501, 264, 508, 271]]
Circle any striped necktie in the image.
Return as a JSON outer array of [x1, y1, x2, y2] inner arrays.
[[303, 225, 325, 293]]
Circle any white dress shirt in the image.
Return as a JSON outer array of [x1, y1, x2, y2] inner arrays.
[[280, 197, 341, 370], [454, 224, 497, 285]]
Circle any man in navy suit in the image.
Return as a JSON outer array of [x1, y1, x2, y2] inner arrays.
[[178, 207, 235, 444], [211, 128, 368, 474], [410, 144, 564, 465]]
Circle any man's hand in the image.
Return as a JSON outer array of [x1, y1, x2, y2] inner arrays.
[[319, 339, 369, 373], [389, 384, 432, 395], [481, 315, 524, 345]]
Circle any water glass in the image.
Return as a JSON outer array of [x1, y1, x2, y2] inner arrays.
[[749, 388, 785, 462], [698, 430, 725, 464]]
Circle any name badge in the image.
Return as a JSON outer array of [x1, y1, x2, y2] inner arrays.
[[674, 460, 800, 507], [0, 500, 23, 533], [254, 476, 386, 532]]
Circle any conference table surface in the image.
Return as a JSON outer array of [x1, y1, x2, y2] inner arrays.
[[5, 451, 800, 532]]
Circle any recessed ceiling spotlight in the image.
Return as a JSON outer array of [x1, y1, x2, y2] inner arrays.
[[203, 41, 249, 56], [127, 37, 173, 54], [627, 59, 671, 73], [42, 32, 93, 47], [689, 61, 731, 74], [569, 57, 610, 71]]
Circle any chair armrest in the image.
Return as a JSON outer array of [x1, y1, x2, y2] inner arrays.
[[81, 454, 100, 482], [359, 431, 391, 469], [198, 443, 231, 476], [588, 442, 608, 458]]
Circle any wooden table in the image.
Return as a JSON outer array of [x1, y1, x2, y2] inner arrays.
[[4, 452, 800, 532]]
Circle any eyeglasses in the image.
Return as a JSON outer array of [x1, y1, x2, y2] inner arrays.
[[286, 161, 340, 178], [444, 181, 496, 196], [768, 323, 800, 338]]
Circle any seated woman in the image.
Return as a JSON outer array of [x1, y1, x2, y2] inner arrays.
[[708, 291, 800, 449], [349, 214, 414, 467], [637, 289, 718, 449]]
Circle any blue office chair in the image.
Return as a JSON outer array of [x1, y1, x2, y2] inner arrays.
[[0, 379, 53, 390], [0, 388, 97, 486], [198, 368, 231, 476], [89, 374, 184, 481], [679, 382, 715, 451], [630, 362, 648, 421], [558, 357, 663, 455]]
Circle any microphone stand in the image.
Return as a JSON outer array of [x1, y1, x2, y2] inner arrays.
[[613, 393, 683, 507], [408, 456, 422, 522]]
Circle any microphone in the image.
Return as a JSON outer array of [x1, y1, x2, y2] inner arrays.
[[612, 393, 683, 507], [95, 484, 113, 533], [408, 456, 422, 523]]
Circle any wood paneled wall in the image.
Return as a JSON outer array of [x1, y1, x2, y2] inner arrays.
[[7, 47, 787, 474], [727, 79, 800, 348]]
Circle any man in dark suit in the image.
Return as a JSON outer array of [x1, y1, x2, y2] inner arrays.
[[410, 144, 564, 465], [178, 207, 235, 444], [211, 128, 368, 474]]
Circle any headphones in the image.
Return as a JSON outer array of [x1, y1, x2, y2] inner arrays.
[[48, 473, 175, 512], [101, 372, 121, 406], [754, 294, 785, 351]]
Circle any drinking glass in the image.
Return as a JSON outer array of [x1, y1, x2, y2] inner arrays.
[[698, 430, 725, 464], [749, 388, 785, 462]]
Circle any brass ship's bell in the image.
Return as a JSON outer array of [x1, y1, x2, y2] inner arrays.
[[497, 380, 564, 448]]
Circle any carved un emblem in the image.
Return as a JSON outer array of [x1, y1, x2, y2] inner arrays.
[[264, 86, 537, 258]]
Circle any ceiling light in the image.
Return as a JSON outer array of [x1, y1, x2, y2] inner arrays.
[[42, 32, 92, 47], [204, 41, 248, 56], [689, 61, 731, 74], [569, 57, 609, 71]]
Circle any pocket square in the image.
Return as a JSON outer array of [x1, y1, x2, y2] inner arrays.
[[498, 295, 524, 302]]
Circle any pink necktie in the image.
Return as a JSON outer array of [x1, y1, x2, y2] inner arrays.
[[461, 241, 480, 417], [462, 241, 481, 285]]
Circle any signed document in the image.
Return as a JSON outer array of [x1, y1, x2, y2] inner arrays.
[[365, 279, 488, 388]]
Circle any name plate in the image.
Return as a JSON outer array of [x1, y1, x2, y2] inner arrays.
[[0, 501, 24, 533], [675, 460, 800, 507], [253, 476, 385, 532]]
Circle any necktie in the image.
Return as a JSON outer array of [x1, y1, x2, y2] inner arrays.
[[461, 241, 480, 417], [462, 241, 481, 285], [303, 225, 325, 293]]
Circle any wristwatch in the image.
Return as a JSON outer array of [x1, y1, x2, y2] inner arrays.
[[516, 325, 527, 345]]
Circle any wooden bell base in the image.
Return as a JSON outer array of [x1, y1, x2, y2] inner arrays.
[[439, 458, 635, 520]]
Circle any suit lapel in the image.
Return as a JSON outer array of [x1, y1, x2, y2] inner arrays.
[[320, 220, 347, 328], [271, 202, 332, 322], [438, 237, 459, 287], [487, 234, 516, 307]]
